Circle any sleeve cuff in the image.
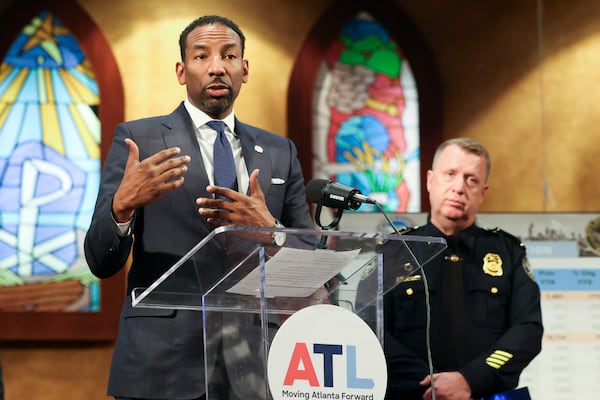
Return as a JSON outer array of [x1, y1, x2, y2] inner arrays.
[[111, 213, 133, 237]]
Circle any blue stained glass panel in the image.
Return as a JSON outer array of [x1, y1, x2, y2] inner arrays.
[[0, 10, 101, 312]]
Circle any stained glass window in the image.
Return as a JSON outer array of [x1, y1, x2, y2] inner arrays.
[[0, 11, 100, 312], [312, 12, 421, 212]]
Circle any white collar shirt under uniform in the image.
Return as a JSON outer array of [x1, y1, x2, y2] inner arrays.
[[184, 99, 250, 194]]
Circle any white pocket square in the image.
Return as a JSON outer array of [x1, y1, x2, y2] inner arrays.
[[271, 178, 286, 184]]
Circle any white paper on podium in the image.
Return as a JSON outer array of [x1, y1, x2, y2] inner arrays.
[[226, 247, 361, 297]]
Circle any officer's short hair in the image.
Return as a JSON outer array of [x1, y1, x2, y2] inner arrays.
[[432, 138, 491, 182]]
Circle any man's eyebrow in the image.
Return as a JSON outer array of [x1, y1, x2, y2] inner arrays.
[[191, 44, 208, 51], [190, 43, 239, 52], [221, 42, 240, 52]]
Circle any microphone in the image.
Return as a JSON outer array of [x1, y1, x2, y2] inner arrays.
[[306, 179, 377, 211]]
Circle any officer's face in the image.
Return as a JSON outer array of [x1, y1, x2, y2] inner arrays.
[[427, 144, 488, 234]]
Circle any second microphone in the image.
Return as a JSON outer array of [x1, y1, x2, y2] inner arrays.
[[306, 178, 377, 211]]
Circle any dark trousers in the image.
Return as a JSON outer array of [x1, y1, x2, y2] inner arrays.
[[113, 345, 240, 400]]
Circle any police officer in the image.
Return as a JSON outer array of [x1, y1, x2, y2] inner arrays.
[[384, 138, 543, 400]]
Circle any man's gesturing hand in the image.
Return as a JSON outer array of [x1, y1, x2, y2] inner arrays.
[[196, 169, 276, 228], [112, 138, 191, 222]]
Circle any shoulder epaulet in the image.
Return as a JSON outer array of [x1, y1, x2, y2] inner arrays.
[[484, 227, 525, 247]]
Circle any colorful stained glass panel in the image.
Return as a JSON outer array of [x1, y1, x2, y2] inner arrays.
[[0, 11, 100, 312], [312, 12, 421, 213]]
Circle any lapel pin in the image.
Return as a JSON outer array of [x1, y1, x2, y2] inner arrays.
[[254, 145, 264, 153]]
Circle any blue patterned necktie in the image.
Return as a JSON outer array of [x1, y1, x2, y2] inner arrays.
[[207, 120, 238, 191]]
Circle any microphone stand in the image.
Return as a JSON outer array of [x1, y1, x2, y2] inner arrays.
[[313, 202, 346, 304], [313, 202, 344, 249]]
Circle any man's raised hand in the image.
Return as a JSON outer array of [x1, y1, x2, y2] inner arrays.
[[112, 138, 190, 222]]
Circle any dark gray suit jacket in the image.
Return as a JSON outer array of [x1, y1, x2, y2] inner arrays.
[[84, 103, 313, 399]]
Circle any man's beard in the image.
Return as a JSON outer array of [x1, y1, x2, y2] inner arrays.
[[201, 92, 233, 117]]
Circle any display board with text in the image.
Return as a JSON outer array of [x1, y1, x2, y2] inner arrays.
[[338, 212, 600, 400]]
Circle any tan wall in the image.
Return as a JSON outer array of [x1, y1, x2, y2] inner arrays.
[[1, 0, 599, 398], [401, 0, 600, 212]]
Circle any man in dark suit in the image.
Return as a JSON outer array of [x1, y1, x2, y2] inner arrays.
[[84, 15, 313, 400]]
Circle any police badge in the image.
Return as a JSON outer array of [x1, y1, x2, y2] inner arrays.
[[482, 253, 503, 276]]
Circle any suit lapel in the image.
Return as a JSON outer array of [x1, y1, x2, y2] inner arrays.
[[162, 103, 211, 210], [236, 120, 272, 195]]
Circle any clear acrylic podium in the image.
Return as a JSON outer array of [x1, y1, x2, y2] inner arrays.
[[131, 225, 446, 400]]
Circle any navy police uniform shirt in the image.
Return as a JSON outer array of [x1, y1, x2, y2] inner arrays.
[[383, 222, 543, 399]]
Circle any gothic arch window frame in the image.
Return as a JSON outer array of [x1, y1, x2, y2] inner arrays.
[[0, 0, 125, 340], [287, 0, 443, 211]]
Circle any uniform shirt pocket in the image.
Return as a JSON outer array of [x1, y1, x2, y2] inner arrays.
[[466, 274, 510, 332], [388, 281, 430, 333]]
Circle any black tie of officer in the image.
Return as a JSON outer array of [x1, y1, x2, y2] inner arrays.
[[207, 120, 238, 192], [439, 235, 467, 369]]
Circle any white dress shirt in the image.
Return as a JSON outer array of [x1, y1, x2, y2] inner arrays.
[[184, 99, 250, 193]]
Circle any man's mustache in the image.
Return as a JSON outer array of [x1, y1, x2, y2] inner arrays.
[[207, 78, 229, 88]]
